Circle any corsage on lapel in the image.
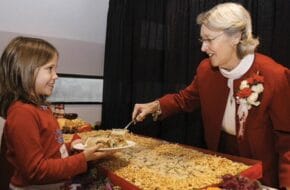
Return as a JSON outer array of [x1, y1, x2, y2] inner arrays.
[[236, 72, 264, 139]]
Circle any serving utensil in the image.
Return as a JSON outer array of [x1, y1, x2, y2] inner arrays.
[[124, 120, 134, 130]]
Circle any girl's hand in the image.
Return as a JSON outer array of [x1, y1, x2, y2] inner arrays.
[[83, 144, 115, 162]]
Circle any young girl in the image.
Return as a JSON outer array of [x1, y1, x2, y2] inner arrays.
[[0, 36, 114, 189]]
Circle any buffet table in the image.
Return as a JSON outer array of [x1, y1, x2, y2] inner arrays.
[[64, 130, 262, 189]]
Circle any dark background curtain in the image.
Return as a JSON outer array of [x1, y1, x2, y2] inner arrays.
[[101, 0, 290, 148]]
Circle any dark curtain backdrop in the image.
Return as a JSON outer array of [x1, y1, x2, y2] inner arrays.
[[102, 0, 290, 148]]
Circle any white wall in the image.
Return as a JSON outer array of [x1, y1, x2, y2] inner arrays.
[[0, 0, 108, 43], [0, 0, 110, 125]]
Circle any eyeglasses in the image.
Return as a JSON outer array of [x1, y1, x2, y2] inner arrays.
[[198, 32, 224, 44]]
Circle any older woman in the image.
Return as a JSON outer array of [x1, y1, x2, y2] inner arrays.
[[132, 2, 290, 189]]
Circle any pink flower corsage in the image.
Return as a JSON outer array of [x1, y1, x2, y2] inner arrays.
[[236, 72, 264, 139]]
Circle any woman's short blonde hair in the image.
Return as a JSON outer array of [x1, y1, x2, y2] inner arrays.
[[197, 2, 259, 59]]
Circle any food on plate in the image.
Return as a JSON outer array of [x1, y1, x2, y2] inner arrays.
[[70, 130, 135, 151], [86, 135, 128, 149]]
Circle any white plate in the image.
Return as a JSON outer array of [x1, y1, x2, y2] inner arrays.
[[73, 140, 136, 151]]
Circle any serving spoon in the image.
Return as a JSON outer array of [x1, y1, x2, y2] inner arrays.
[[124, 120, 134, 130]]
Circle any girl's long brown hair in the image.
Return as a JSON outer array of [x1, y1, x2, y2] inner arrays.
[[0, 36, 58, 119]]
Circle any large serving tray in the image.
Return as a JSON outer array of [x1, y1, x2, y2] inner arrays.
[[98, 133, 262, 189], [101, 153, 262, 189], [64, 130, 262, 189]]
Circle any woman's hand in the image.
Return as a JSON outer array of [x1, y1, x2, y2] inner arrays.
[[132, 101, 160, 122], [83, 144, 115, 162]]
